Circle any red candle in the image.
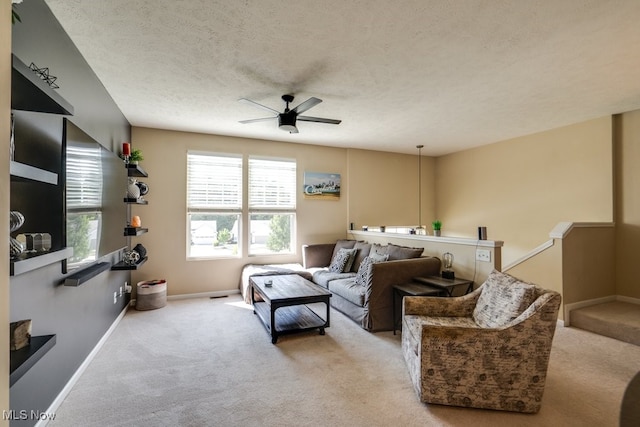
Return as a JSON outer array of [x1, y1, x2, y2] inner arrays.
[[122, 142, 131, 156]]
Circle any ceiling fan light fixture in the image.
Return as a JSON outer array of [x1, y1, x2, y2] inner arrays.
[[278, 113, 297, 133]]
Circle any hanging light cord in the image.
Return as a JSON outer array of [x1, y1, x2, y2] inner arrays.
[[417, 145, 424, 228]]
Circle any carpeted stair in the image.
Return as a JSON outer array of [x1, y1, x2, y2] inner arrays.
[[571, 301, 640, 346]]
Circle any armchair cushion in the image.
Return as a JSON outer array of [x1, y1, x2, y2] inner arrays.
[[472, 270, 537, 328]]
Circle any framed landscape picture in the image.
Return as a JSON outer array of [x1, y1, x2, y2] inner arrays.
[[303, 172, 341, 200]]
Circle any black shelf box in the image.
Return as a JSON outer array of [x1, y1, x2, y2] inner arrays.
[[10, 334, 56, 387], [11, 54, 73, 115], [126, 164, 148, 177], [124, 227, 148, 236], [111, 256, 148, 271]]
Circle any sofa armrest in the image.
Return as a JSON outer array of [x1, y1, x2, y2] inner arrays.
[[302, 243, 336, 268], [403, 287, 482, 317], [364, 257, 441, 331]]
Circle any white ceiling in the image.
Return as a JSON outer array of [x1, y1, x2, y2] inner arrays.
[[45, 0, 640, 156]]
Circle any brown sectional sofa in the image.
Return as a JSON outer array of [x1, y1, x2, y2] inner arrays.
[[240, 239, 441, 332]]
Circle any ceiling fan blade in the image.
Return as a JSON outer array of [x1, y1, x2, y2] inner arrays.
[[297, 115, 341, 125], [239, 98, 280, 114], [239, 117, 276, 124], [291, 97, 322, 114]]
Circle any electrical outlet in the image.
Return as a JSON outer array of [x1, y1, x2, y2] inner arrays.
[[113, 291, 117, 304], [119, 286, 123, 297], [476, 249, 491, 262]]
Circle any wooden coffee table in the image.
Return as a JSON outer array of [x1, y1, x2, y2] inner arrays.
[[250, 274, 332, 344]]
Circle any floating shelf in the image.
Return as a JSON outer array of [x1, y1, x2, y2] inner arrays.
[[10, 247, 73, 276], [124, 227, 148, 236], [63, 261, 112, 287], [10, 334, 56, 387], [111, 256, 148, 271], [10, 160, 58, 185], [124, 198, 148, 204], [11, 54, 73, 115], [127, 164, 148, 177]]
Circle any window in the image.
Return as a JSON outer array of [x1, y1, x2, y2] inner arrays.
[[66, 143, 103, 268], [187, 152, 242, 258], [248, 157, 296, 255]]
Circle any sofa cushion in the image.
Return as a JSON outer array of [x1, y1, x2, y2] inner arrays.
[[370, 243, 387, 257], [331, 239, 358, 260], [312, 269, 356, 288], [473, 270, 537, 328], [328, 278, 365, 306], [329, 248, 357, 273], [386, 243, 423, 260], [350, 241, 372, 273], [354, 254, 388, 287]]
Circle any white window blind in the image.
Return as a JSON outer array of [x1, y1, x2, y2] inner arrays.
[[248, 158, 296, 209], [66, 144, 103, 209], [187, 153, 242, 209]]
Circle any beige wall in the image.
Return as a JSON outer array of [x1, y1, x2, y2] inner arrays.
[[435, 117, 614, 267], [131, 128, 435, 296], [131, 127, 348, 295], [346, 149, 435, 230], [562, 225, 616, 304], [616, 111, 640, 298], [1, 1, 11, 421]]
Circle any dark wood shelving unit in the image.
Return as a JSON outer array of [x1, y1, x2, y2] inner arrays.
[[10, 160, 58, 185], [123, 227, 148, 236], [10, 335, 57, 387], [126, 164, 148, 177], [10, 247, 73, 276], [111, 256, 148, 271], [123, 198, 148, 204], [11, 54, 73, 115]]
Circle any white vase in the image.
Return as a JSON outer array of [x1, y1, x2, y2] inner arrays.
[[127, 178, 141, 199]]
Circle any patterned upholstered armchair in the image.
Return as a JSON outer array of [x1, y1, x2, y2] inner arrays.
[[401, 270, 561, 413]]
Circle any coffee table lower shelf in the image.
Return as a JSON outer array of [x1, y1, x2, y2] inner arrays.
[[253, 302, 327, 344]]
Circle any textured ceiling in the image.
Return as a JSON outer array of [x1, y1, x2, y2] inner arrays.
[[44, 0, 640, 156]]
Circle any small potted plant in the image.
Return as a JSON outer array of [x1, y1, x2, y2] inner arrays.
[[129, 149, 144, 164], [432, 220, 442, 236]]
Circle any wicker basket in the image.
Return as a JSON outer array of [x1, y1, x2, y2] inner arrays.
[[136, 280, 167, 311]]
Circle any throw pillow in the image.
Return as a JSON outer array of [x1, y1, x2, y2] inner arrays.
[[473, 270, 537, 328], [354, 253, 389, 287], [329, 248, 357, 273], [331, 239, 358, 261]]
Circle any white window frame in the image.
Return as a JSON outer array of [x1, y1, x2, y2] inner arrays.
[[247, 156, 297, 256], [186, 151, 242, 259]]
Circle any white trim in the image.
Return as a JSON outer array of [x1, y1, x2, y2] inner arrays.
[[563, 295, 617, 326], [37, 305, 130, 427], [502, 239, 554, 272], [348, 230, 504, 247], [167, 289, 239, 301], [549, 221, 615, 239]]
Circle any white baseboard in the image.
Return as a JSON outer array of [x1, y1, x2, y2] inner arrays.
[[128, 289, 240, 306], [167, 289, 239, 301], [37, 305, 129, 427], [563, 294, 640, 326]]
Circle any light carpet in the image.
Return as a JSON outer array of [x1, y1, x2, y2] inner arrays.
[[48, 295, 640, 426]]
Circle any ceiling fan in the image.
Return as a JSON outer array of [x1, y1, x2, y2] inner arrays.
[[239, 94, 341, 134]]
